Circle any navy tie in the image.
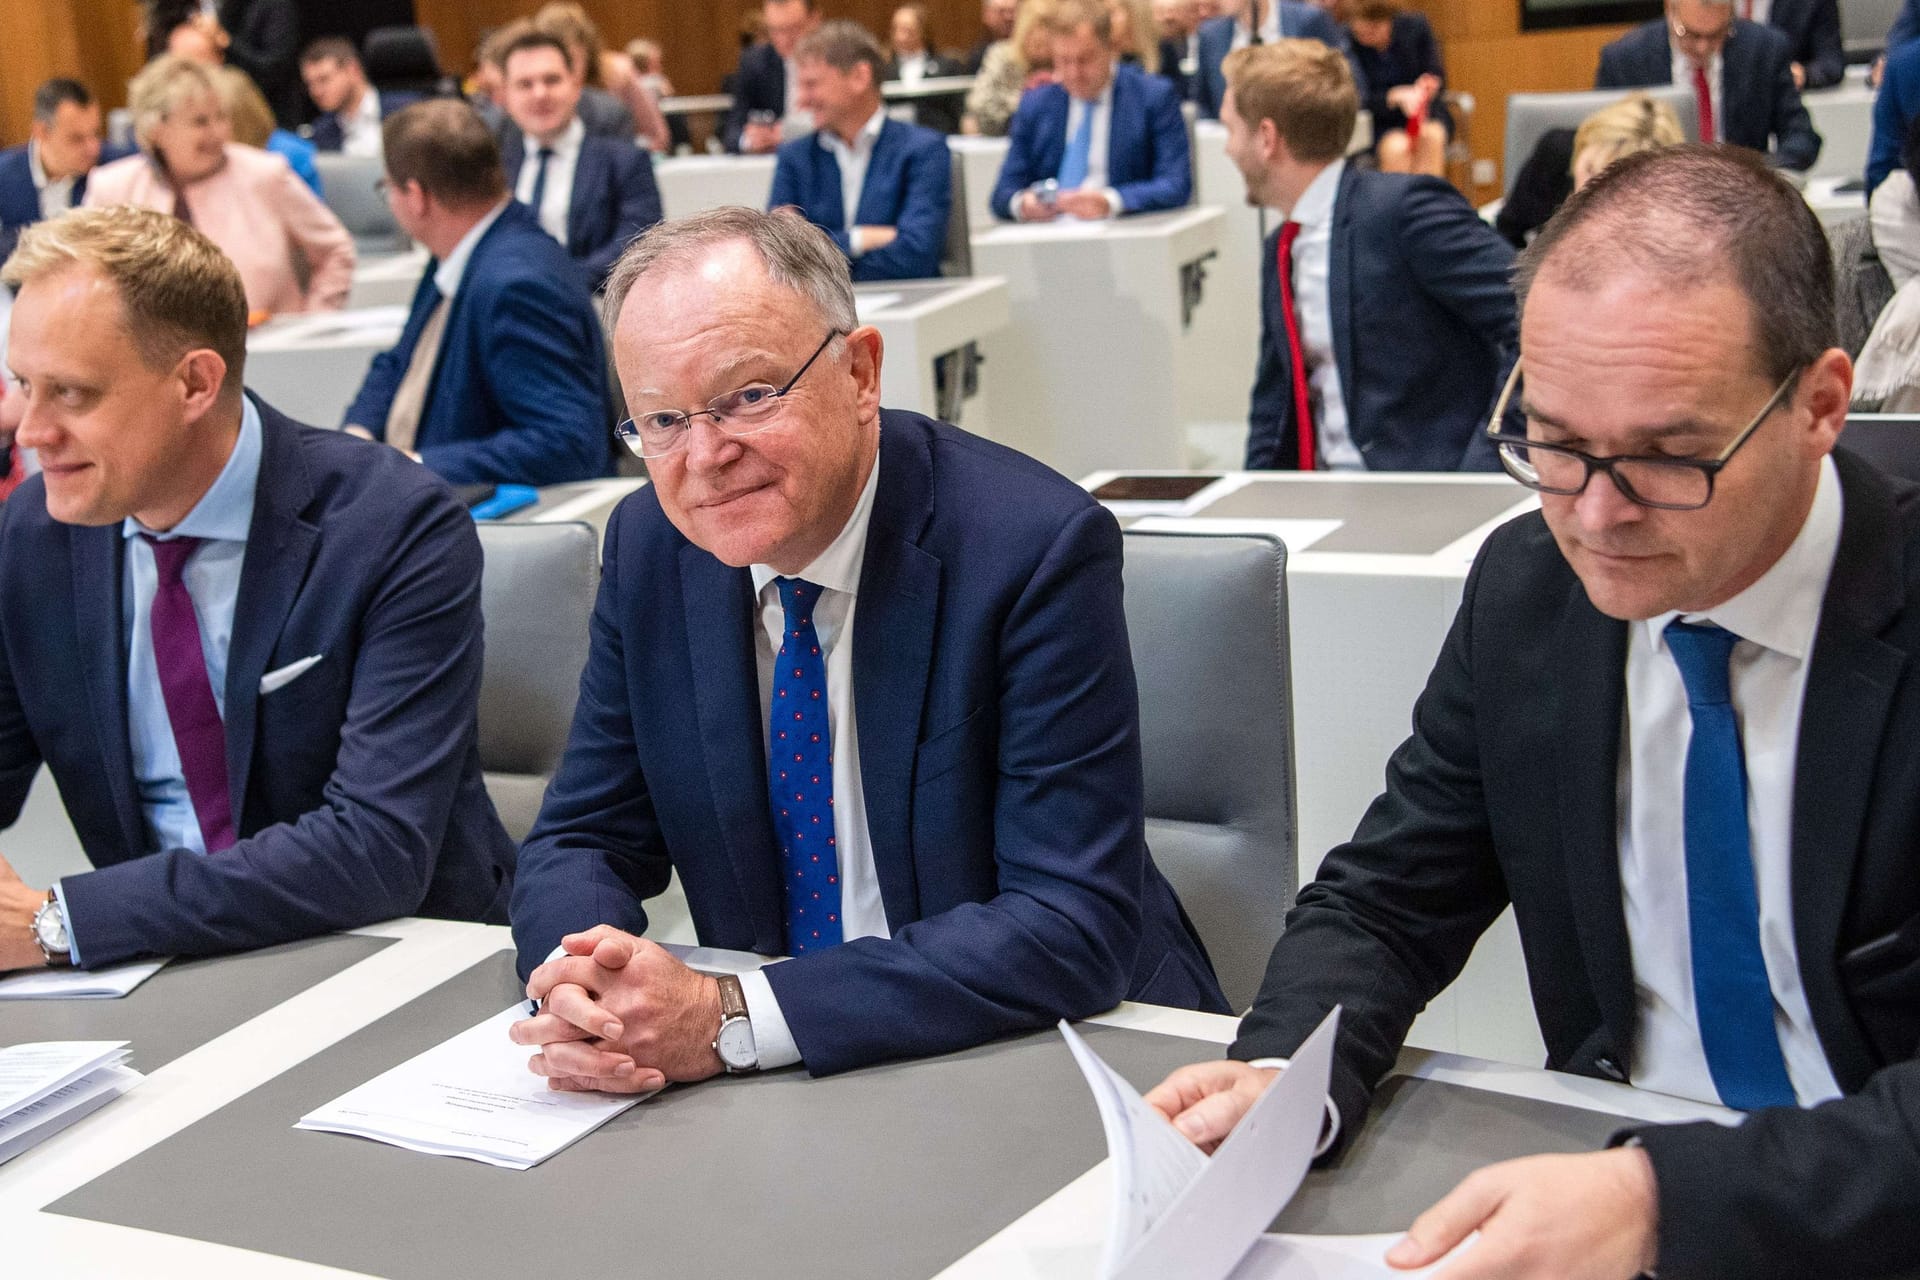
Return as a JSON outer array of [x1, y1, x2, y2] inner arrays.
[[1665, 620, 1797, 1110], [526, 146, 555, 219], [769, 578, 842, 954]]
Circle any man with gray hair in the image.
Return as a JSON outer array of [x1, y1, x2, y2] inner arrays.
[[0, 79, 117, 262], [1146, 144, 1920, 1278], [767, 20, 953, 281], [507, 207, 1226, 1088]]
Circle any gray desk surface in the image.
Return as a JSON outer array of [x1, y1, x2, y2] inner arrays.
[[1194, 477, 1529, 555], [1, 934, 393, 1071]]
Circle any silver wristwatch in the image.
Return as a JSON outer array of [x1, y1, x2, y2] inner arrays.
[[33, 890, 71, 967], [711, 973, 758, 1073]]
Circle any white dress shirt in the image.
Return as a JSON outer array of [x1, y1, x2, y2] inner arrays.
[[781, 57, 815, 139], [433, 198, 511, 301], [28, 142, 77, 223], [514, 116, 584, 248], [1742, 0, 1773, 24], [1282, 159, 1361, 470], [896, 51, 929, 84], [1618, 455, 1845, 1109], [1671, 45, 1724, 144], [735, 449, 887, 1069], [340, 86, 385, 159], [819, 106, 887, 256]]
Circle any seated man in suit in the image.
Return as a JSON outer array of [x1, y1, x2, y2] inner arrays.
[[496, 29, 662, 293], [1220, 42, 1514, 471], [1192, 0, 1345, 119], [507, 207, 1228, 1088], [0, 80, 108, 263], [343, 100, 609, 486], [0, 207, 514, 973], [769, 21, 952, 282], [990, 0, 1193, 222], [725, 0, 823, 154], [963, 0, 1020, 74], [1755, 0, 1844, 88], [298, 37, 420, 157], [1148, 144, 1920, 1279], [1597, 0, 1821, 171]]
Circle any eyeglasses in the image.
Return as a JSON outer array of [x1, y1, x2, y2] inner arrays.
[[1483, 359, 1800, 511], [615, 330, 844, 459]]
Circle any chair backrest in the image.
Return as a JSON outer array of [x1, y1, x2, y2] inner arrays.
[[475, 521, 599, 842], [1841, 0, 1901, 58], [941, 146, 973, 277], [364, 26, 452, 97], [313, 152, 407, 253], [1121, 529, 1296, 1011], [1828, 215, 1895, 358], [1502, 86, 1699, 198], [1841, 416, 1920, 480]]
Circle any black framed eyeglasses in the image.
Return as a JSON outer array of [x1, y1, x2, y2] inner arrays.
[[1483, 359, 1801, 511], [616, 330, 846, 460]]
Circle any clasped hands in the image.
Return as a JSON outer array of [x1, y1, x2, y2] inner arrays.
[[0, 851, 50, 972], [1017, 188, 1116, 221], [1143, 1061, 1660, 1280], [509, 925, 725, 1094]]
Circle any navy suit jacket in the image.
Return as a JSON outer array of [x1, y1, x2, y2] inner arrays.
[[501, 132, 663, 292], [1768, 0, 1845, 88], [511, 411, 1229, 1075], [1596, 19, 1822, 170], [990, 63, 1193, 219], [0, 143, 131, 262], [0, 400, 515, 968], [1869, 39, 1920, 192], [1192, 9, 1345, 120], [723, 43, 786, 153], [1889, 0, 1920, 51], [342, 201, 610, 486], [307, 89, 423, 152], [767, 119, 952, 281], [1248, 166, 1515, 472]]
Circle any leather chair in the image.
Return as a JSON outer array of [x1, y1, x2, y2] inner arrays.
[[363, 26, 455, 98], [1121, 529, 1296, 1011], [313, 152, 407, 254], [1502, 87, 1698, 198]]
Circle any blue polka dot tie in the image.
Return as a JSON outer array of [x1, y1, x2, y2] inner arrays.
[[769, 578, 842, 954]]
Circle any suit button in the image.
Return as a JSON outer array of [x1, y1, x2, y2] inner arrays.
[[1595, 1056, 1626, 1082]]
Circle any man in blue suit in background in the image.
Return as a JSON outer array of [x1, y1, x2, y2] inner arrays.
[[344, 100, 609, 487], [496, 29, 662, 294], [1222, 41, 1515, 472], [298, 38, 421, 158], [1192, 0, 1346, 120], [0, 207, 514, 973], [769, 21, 951, 281], [507, 208, 1227, 1090], [991, 0, 1192, 222], [0, 80, 112, 264]]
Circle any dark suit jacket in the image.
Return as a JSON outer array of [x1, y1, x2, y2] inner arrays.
[[218, 0, 303, 124], [0, 144, 130, 262], [1596, 18, 1822, 170], [1247, 165, 1515, 472], [307, 89, 423, 152], [1868, 38, 1920, 192], [1232, 450, 1920, 1278], [511, 411, 1230, 1075], [1349, 12, 1453, 138], [990, 63, 1193, 219], [1192, 8, 1345, 120], [723, 43, 786, 153], [0, 400, 515, 968], [1768, 0, 1845, 88], [342, 200, 609, 486], [1890, 0, 1920, 51], [501, 131, 663, 292], [884, 53, 968, 133], [1495, 126, 1575, 248], [768, 119, 951, 280]]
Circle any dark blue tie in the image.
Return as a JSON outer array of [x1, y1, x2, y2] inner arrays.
[[769, 578, 842, 954], [526, 146, 554, 219], [1665, 620, 1797, 1110]]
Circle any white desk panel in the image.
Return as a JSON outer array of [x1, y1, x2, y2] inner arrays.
[[653, 153, 777, 220]]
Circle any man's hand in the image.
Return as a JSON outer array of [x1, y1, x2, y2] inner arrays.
[[1385, 1148, 1660, 1279], [856, 225, 899, 252], [741, 122, 783, 154], [0, 853, 49, 972], [1790, 61, 1807, 88], [510, 926, 725, 1092], [1055, 189, 1116, 220], [1142, 1059, 1280, 1154], [1017, 190, 1060, 221]]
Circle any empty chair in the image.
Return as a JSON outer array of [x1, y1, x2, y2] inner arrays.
[[1502, 86, 1697, 198], [313, 152, 406, 253], [363, 26, 455, 98], [1121, 529, 1296, 1011]]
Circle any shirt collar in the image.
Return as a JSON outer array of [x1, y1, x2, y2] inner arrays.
[[750, 440, 882, 600], [1286, 157, 1344, 227], [1671, 42, 1722, 78], [354, 85, 382, 126], [521, 114, 585, 165], [1642, 454, 1843, 663], [433, 198, 512, 300], [27, 141, 48, 191], [1073, 73, 1117, 111], [821, 105, 887, 159], [123, 396, 264, 544]]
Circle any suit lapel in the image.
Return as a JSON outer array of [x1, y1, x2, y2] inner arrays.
[[855, 122, 896, 226], [1108, 70, 1137, 186], [1329, 166, 1358, 431], [567, 139, 598, 249], [71, 526, 145, 856], [813, 137, 846, 232], [1039, 91, 1068, 181]]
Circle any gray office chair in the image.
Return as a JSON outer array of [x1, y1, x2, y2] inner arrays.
[[314, 152, 408, 254], [940, 147, 973, 278], [475, 521, 598, 842], [1502, 87, 1699, 198], [1122, 529, 1296, 1012]]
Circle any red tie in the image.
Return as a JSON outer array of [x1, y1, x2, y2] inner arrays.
[[1741, 0, 1752, 17], [1692, 64, 1715, 143], [1276, 221, 1316, 471]]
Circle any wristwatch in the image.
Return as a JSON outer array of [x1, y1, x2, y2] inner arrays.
[[33, 890, 71, 968], [711, 973, 758, 1073]]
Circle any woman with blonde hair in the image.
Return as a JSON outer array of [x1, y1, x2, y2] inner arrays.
[[533, 1, 671, 151], [85, 55, 353, 316], [1496, 92, 1684, 247], [1107, 0, 1161, 73], [966, 0, 1060, 136]]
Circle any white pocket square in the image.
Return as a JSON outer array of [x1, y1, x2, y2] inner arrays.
[[260, 654, 324, 696]]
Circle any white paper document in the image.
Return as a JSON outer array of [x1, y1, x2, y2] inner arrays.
[[0, 1042, 143, 1165], [296, 1005, 654, 1169], [0, 957, 168, 1000], [1230, 1234, 1442, 1279]]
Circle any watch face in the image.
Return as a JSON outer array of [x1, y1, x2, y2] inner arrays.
[[716, 1017, 757, 1069], [35, 908, 68, 952]]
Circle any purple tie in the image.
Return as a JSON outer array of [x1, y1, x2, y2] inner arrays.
[[142, 535, 236, 853]]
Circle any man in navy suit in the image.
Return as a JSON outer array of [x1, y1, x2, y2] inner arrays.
[[768, 22, 951, 281], [0, 80, 108, 264], [990, 0, 1193, 222], [1596, 0, 1821, 171], [1192, 0, 1346, 119], [298, 37, 422, 157], [1221, 41, 1514, 472], [343, 100, 609, 487], [0, 206, 513, 973], [725, 0, 824, 154], [1759, 0, 1845, 89], [496, 30, 662, 293], [506, 207, 1227, 1089]]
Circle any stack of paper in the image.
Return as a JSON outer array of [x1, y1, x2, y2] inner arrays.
[[0, 957, 169, 1000], [0, 1042, 144, 1165], [296, 1006, 654, 1169]]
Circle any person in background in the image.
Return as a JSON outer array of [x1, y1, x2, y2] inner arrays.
[[964, 0, 1023, 73], [213, 0, 303, 124], [1346, 0, 1450, 177], [1867, 38, 1920, 194], [1757, 0, 1845, 89], [86, 56, 354, 317], [1497, 91, 1685, 248], [0, 79, 111, 263], [1153, 0, 1203, 98], [468, 26, 514, 133], [965, 0, 1059, 136], [164, 18, 229, 66], [626, 39, 691, 153], [212, 65, 320, 196], [485, 18, 634, 143], [725, 0, 824, 154], [770, 20, 953, 280], [886, 4, 968, 133], [1191, 0, 1344, 120], [1852, 114, 1920, 409], [300, 37, 422, 158], [535, 2, 672, 154]]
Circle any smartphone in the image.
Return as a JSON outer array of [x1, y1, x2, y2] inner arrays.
[[1090, 475, 1219, 502]]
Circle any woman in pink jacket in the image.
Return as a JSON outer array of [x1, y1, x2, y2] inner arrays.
[[87, 56, 354, 316]]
